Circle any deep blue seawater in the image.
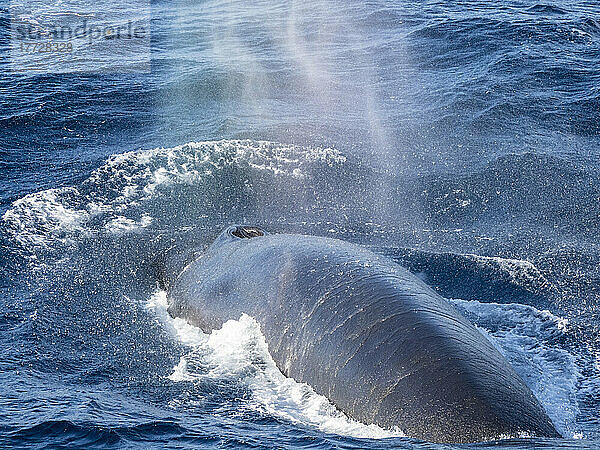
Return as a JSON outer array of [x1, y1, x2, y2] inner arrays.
[[1, 0, 599, 448]]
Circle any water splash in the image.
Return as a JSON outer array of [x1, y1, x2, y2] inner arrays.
[[145, 290, 404, 439]]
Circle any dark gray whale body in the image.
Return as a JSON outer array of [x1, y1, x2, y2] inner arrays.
[[163, 225, 560, 443]]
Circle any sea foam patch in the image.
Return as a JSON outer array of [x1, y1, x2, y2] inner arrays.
[[2, 140, 345, 249], [147, 288, 579, 440], [145, 290, 403, 440], [452, 298, 581, 438]]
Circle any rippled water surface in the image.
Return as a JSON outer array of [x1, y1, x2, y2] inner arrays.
[[1, 0, 599, 448]]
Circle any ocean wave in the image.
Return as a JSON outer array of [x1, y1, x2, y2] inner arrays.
[[2, 420, 121, 447], [383, 246, 556, 306], [0, 419, 200, 448], [526, 4, 568, 15], [418, 152, 600, 233], [1, 140, 346, 250], [145, 290, 404, 440], [464, 254, 552, 291], [451, 299, 580, 438]]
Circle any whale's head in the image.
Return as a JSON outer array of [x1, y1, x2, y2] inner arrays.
[[208, 224, 268, 253], [157, 225, 268, 289]]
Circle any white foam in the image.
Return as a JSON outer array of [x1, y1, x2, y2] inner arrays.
[[1, 187, 89, 248], [146, 286, 583, 439], [464, 254, 552, 291], [104, 214, 153, 233], [451, 298, 581, 439], [2, 140, 345, 249], [145, 290, 403, 439]]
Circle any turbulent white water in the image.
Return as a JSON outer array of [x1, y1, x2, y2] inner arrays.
[[2, 140, 346, 248], [464, 254, 553, 292], [146, 288, 580, 440], [145, 290, 404, 439], [452, 299, 580, 439], [1, 139, 585, 442]]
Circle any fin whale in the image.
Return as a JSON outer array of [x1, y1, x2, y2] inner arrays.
[[162, 225, 560, 443]]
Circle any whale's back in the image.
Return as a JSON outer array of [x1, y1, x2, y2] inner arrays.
[[165, 231, 560, 443]]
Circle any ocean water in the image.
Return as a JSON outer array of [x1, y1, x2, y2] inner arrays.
[[1, 0, 599, 448]]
